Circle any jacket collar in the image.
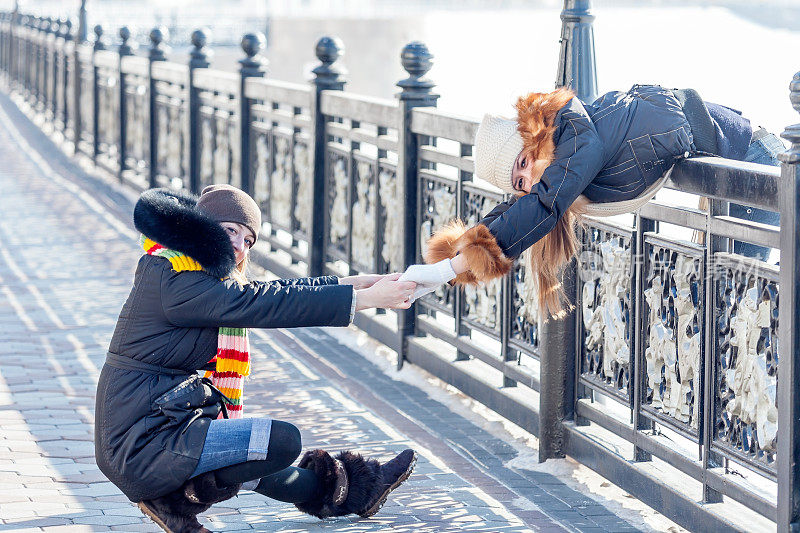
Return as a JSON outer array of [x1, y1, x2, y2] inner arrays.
[[133, 188, 237, 279]]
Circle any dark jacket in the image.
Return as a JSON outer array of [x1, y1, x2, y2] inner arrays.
[[95, 188, 354, 502], [479, 84, 751, 259]]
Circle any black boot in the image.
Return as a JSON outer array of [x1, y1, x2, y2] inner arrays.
[[137, 471, 241, 533], [294, 448, 417, 519], [360, 448, 417, 518], [137, 494, 211, 533]]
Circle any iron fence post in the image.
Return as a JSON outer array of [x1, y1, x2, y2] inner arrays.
[[73, 12, 84, 148], [117, 26, 133, 182], [538, 259, 578, 461], [61, 19, 72, 134], [9, 6, 17, 85], [91, 25, 104, 163], [309, 36, 346, 277], [19, 14, 26, 91], [148, 27, 168, 189], [33, 17, 40, 105], [396, 41, 438, 369], [700, 197, 728, 503], [43, 18, 51, 113], [188, 28, 211, 195], [555, 0, 597, 104], [50, 19, 60, 121], [0, 13, 6, 76], [777, 70, 800, 533], [238, 32, 267, 195], [632, 215, 655, 462], [28, 16, 36, 95]]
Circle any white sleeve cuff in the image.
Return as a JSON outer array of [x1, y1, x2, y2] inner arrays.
[[349, 289, 357, 324]]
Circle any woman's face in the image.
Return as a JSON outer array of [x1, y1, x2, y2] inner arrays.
[[220, 222, 255, 265], [511, 150, 550, 194]]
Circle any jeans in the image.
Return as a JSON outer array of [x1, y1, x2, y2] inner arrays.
[[189, 418, 317, 502], [190, 417, 272, 478], [730, 128, 784, 261]]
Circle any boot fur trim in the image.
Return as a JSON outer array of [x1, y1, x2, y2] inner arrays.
[[294, 449, 382, 519], [425, 221, 513, 284], [183, 471, 241, 506]]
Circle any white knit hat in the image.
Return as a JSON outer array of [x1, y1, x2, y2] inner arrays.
[[473, 114, 523, 194]]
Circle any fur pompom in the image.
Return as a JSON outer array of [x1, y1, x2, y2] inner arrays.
[[133, 188, 237, 279], [456, 225, 513, 283], [183, 471, 241, 506], [425, 221, 512, 285], [424, 220, 471, 282]]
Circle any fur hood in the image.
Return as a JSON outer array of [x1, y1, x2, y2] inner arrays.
[[133, 188, 237, 279], [515, 87, 575, 164]]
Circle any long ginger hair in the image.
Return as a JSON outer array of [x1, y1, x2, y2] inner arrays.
[[515, 88, 586, 320]]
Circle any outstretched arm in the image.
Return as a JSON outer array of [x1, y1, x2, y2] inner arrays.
[[426, 100, 603, 283]]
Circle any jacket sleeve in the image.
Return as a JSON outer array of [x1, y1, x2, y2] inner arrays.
[[160, 268, 353, 329], [478, 196, 518, 227], [249, 276, 339, 289], [486, 103, 604, 259]]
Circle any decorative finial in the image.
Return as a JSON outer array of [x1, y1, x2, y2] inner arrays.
[[315, 36, 344, 66], [239, 32, 267, 75], [149, 26, 166, 47], [312, 36, 346, 89], [149, 26, 168, 61], [400, 41, 433, 79], [790, 71, 800, 117], [191, 28, 208, 50], [189, 28, 212, 68], [397, 41, 438, 104]]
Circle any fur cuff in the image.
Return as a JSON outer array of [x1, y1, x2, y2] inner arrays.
[[294, 449, 382, 519], [425, 221, 513, 284], [183, 471, 241, 506]]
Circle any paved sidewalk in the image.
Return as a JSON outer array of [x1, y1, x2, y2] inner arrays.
[[0, 91, 642, 532]]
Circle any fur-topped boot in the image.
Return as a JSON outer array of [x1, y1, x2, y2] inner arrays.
[[294, 448, 417, 519], [137, 471, 241, 533]]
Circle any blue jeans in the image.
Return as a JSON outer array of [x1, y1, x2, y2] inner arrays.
[[190, 417, 272, 478], [730, 128, 784, 261]]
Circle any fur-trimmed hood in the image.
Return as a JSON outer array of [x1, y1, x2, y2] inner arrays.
[[133, 188, 236, 279]]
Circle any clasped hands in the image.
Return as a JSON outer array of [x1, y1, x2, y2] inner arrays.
[[398, 259, 456, 302], [341, 259, 457, 311]]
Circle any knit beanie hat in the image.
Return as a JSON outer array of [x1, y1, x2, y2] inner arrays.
[[473, 114, 523, 194], [197, 184, 262, 243]]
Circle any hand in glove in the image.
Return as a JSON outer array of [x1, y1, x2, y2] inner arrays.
[[398, 259, 457, 302]]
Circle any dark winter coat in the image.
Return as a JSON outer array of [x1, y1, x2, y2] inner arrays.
[[479, 84, 751, 259], [94, 188, 354, 502]]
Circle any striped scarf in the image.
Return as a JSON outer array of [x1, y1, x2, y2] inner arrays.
[[141, 235, 250, 418]]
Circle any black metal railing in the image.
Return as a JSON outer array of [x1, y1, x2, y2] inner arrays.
[[1, 3, 799, 531]]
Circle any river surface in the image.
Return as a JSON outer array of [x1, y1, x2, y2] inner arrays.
[[156, 6, 800, 137]]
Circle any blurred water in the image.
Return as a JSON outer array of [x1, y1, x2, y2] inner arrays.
[[164, 6, 800, 138]]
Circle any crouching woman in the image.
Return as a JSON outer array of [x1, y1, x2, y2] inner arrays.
[[95, 185, 417, 532]]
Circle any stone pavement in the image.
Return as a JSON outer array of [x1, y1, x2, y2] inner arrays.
[[0, 90, 644, 532]]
